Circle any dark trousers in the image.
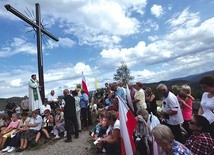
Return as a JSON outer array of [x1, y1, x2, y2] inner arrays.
[[103, 142, 120, 155], [166, 123, 183, 143], [81, 108, 88, 127], [87, 106, 93, 126], [49, 102, 59, 115], [8, 132, 21, 147], [65, 116, 79, 140]]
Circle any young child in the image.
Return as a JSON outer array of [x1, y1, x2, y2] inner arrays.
[[91, 111, 106, 140], [177, 84, 195, 138], [92, 111, 108, 153]]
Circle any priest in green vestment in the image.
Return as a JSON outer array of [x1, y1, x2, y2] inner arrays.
[[28, 74, 42, 111]]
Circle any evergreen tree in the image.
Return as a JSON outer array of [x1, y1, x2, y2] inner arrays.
[[113, 61, 134, 85]]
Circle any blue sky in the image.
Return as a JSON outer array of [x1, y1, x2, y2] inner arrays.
[[0, 0, 214, 98]]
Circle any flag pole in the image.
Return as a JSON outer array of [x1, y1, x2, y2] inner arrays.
[[126, 100, 135, 116]]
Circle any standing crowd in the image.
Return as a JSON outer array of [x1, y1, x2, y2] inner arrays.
[[89, 76, 214, 155], [0, 74, 214, 155]]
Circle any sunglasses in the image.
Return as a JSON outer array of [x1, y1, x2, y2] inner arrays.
[[189, 120, 198, 125]]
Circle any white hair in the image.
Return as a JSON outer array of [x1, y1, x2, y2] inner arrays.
[[157, 83, 168, 91]]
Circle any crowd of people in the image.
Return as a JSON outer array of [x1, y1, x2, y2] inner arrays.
[[89, 76, 214, 155], [0, 74, 213, 155], [0, 74, 89, 153]]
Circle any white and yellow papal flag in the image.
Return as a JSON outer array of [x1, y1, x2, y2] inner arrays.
[[95, 78, 99, 89]]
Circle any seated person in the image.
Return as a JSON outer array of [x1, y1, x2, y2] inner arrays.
[[17, 110, 42, 152], [90, 98, 98, 115], [134, 114, 152, 155], [0, 113, 20, 150], [104, 90, 114, 110], [47, 90, 60, 113], [2, 112, 30, 153], [152, 124, 192, 155], [97, 98, 105, 112], [35, 109, 53, 143], [185, 115, 214, 155], [97, 115, 108, 138], [96, 116, 108, 153], [0, 116, 11, 146], [53, 108, 65, 139], [136, 109, 160, 155], [0, 116, 11, 131], [91, 111, 106, 140], [97, 110, 120, 155], [0, 115, 6, 129], [40, 100, 51, 117]]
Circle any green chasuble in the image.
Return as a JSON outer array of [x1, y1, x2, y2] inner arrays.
[[31, 79, 39, 101]]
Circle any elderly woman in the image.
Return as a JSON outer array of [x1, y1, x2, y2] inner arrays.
[[35, 109, 53, 143], [185, 115, 214, 155], [152, 124, 192, 155], [97, 110, 120, 155], [17, 110, 42, 152]]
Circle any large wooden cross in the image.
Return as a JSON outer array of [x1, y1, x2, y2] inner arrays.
[[5, 3, 59, 102]]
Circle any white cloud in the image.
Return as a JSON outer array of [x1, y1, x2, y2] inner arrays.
[[117, 0, 147, 15], [99, 16, 214, 79], [81, 1, 138, 35], [167, 8, 200, 29], [0, 62, 94, 98], [166, 17, 214, 43], [10, 79, 22, 87], [148, 35, 159, 42], [58, 37, 76, 48], [0, 0, 142, 48], [168, 5, 172, 11], [45, 37, 76, 49], [73, 62, 91, 75], [132, 69, 156, 81], [61, 1, 140, 47], [0, 1, 213, 98], [45, 62, 92, 82], [143, 19, 159, 32], [0, 38, 37, 57], [0, 36, 76, 57], [151, 4, 163, 18]]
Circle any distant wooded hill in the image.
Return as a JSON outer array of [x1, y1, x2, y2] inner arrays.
[[0, 70, 213, 110], [143, 70, 214, 100]]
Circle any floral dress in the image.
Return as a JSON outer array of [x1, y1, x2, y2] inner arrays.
[[172, 140, 193, 155]]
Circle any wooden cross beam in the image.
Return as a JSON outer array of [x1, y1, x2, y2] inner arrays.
[[5, 3, 59, 102]]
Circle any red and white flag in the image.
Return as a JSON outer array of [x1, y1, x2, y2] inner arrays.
[[126, 84, 134, 112], [118, 96, 137, 155], [82, 72, 89, 96]]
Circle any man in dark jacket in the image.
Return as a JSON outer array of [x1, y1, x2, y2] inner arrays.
[[63, 89, 79, 142], [5, 100, 16, 117]]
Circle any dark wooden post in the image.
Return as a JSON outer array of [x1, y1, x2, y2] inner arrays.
[[5, 3, 59, 102]]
